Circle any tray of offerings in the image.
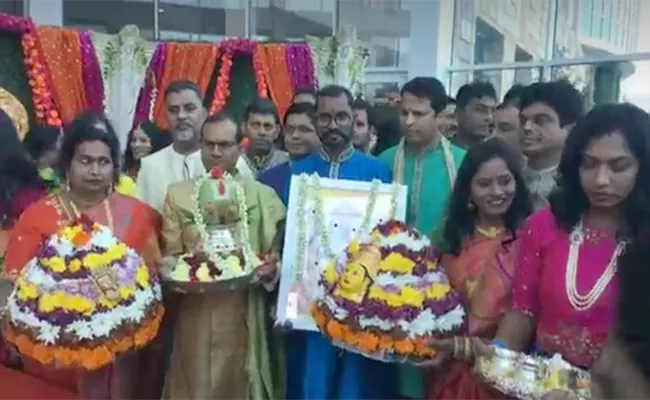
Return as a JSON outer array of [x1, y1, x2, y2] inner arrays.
[[476, 349, 591, 399]]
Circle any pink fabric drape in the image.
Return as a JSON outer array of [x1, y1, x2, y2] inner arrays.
[[285, 43, 316, 90], [132, 42, 166, 130], [78, 31, 104, 112]]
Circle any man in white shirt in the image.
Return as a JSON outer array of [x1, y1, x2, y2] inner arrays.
[[136, 80, 252, 212]]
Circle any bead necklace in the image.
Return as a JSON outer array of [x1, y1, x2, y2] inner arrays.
[[565, 222, 625, 311], [66, 194, 115, 231], [476, 225, 504, 238]]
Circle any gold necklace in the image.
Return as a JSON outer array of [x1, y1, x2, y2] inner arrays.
[[564, 222, 624, 311], [66, 194, 115, 231], [476, 225, 504, 238]]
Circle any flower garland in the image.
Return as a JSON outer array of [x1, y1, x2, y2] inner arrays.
[[209, 38, 268, 114], [190, 171, 261, 278], [293, 173, 401, 279], [21, 29, 61, 126]]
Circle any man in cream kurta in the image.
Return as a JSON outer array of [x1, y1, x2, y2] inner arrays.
[[161, 112, 285, 399], [135, 80, 253, 213]]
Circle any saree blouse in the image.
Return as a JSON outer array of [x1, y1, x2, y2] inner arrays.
[[512, 209, 617, 368]]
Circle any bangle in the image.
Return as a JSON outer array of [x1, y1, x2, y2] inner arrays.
[[452, 336, 460, 358], [492, 339, 507, 349], [464, 337, 472, 361]]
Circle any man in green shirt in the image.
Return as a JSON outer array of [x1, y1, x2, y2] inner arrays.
[[378, 77, 466, 398]]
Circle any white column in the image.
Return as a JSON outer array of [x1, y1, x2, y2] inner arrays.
[[27, 0, 64, 26], [407, 0, 441, 79]]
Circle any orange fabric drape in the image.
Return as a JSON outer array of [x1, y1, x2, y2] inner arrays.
[[153, 43, 218, 129], [35, 27, 87, 124], [260, 44, 294, 119]]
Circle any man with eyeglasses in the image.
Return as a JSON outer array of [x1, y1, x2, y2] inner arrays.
[[453, 81, 497, 150], [258, 102, 320, 201], [280, 85, 395, 399]]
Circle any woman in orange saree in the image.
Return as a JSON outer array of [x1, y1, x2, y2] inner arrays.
[[425, 139, 532, 399], [3, 111, 163, 399]]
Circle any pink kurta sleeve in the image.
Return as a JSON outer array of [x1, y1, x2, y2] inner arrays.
[[512, 213, 545, 317]]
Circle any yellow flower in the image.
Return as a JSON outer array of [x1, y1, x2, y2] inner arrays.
[[196, 263, 212, 282], [119, 285, 136, 300], [38, 293, 56, 313], [63, 294, 95, 314], [367, 285, 425, 307], [99, 296, 119, 309], [82, 253, 107, 269], [322, 260, 339, 284], [427, 283, 451, 300], [135, 265, 149, 288], [399, 286, 425, 307], [46, 257, 66, 273], [105, 243, 127, 263], [378, 253, 415, 274], [16, 278, 38, 301], [68, 259, 82, 273]]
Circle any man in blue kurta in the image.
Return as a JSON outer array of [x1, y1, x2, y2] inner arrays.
[[282, 85, 395, 399]]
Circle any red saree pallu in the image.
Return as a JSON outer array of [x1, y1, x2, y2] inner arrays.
[[3, 193, 164, 400], [428, 233, 517, 400], [0, 365, 85, 399]]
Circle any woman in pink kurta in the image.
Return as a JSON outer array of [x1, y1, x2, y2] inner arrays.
[[482, 103, 650, 371]]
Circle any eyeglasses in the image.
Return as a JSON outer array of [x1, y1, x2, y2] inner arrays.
[[317, 112, 352, 127]]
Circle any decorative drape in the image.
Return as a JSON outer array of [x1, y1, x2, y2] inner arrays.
[[91, 25, 155, 153], [35, 26, 86, 124], [285, 43, 316, 91], [78, 31, 104, 113], [260, 44, 293, 119], [153, 42, 218, 129], [132, 42, 165, 130]]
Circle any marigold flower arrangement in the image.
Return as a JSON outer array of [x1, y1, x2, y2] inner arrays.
[[2, 215, 163, 371], [164, 167, 275, 290], [312, 220, 465, 362]]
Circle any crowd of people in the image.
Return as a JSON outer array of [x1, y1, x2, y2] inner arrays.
[[0, 73, 650, 400]]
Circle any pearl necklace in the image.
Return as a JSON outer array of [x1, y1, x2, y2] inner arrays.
[[565, 222, 625, 311]]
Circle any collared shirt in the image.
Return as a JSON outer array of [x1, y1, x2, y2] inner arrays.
[[523, 165, 558, 210], [317, 145, 355, 179], [243, 148, 290, 176]]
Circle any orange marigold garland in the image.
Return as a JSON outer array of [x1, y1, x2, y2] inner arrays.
[[21, 26, 61, 126], [208, 38, 268, 114]]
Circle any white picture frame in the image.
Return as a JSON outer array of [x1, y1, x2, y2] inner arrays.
[[276, 174, 408, 331]]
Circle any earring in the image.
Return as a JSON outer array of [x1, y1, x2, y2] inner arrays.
[[467, 201, 475, 211], [65, 177, 71, 192]]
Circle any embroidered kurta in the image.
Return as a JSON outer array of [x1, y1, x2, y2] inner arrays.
[[522, 166, 557, 210], [513, 208, 617, 368], [161, 176, 286, 400], [136, 145, 253, 213], [378, 140, 465, 398], [283, 146, 396, 400]]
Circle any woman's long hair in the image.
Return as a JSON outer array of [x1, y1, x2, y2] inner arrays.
[[123, 120, 170, 173], [0, 110, 41, 227], [442, 137, 533, 255], [550, 103, 650, 238]]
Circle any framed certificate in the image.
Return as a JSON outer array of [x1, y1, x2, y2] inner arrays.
[[276, 174, 407, 331]]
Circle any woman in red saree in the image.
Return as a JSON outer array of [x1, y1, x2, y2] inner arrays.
[[425, 138, 532, 399], [3, 111, 163, 399]]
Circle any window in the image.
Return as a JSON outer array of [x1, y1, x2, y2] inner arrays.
[[250, 0, 334, 41], [338, 0, 410, 68], [0, 0, 23, 16], [158, 0, 246, 41], [63, 0, 154, 39]]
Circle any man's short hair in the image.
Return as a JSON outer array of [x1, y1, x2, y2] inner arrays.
[[201, 110, 241, 142], [455, 81, 497, 109], [243, 98, 280, 125], [164, 80, 203, 102], [519, 80, 584, 127], [400, 77, 448, 113], [316, 85, 354, 108], [283, 102, 317, 126], [293, 87, 316, 98], [503, 84, 525, 107], [352, 98, 377, 128]]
